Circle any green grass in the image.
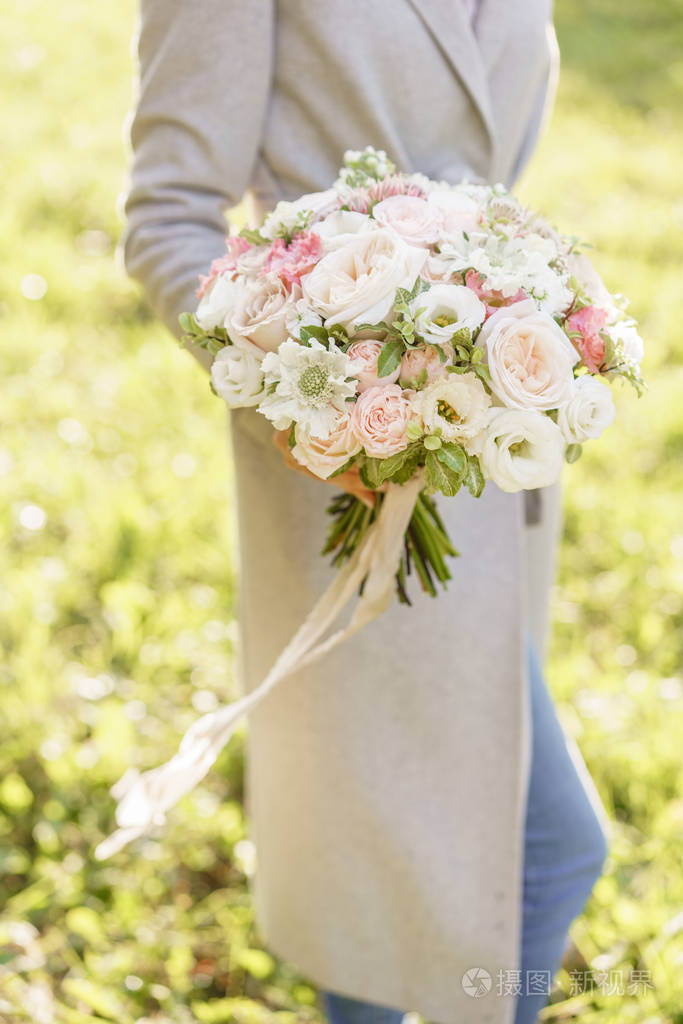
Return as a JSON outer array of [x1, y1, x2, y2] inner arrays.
[[1, 1, 682, 1022]]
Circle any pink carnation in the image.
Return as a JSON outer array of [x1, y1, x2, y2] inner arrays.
[[196, 236, 252, 299], [564, 305, 607, 372], [262, 230, 324, 288], [464, 270, 527, 319], [342, 175, 427, 215]]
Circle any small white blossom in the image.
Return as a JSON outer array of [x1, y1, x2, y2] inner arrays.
[[211, 345, 264, 408]]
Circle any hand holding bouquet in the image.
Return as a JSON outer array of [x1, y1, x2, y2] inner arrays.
[[97, 148, 644, 857]]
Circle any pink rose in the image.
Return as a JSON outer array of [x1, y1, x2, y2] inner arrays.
[[262, 230, 324, 289], [465, 270, 527, 319], [347, 339, 400, 392], [351, 384, 411, 458], [564, 306, 607, 373], [399, 345, 450, 386], [372, 195, 442, 247]]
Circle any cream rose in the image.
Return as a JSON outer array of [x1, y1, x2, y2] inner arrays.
[[234, 245, 270, 278], [557, 375, 616, 444], [210, 345, 264, 408], [301, 228, 427, 331], [291, 409, 362, 479], [476, 299, 580, 410], [346, 339, 400, 392], [195, 273, 240, 331], [351, 383, 411, 458], [399, 344, 451, 386], [228, 274, 301, 353], [411, 283, 486, 345], [314, 210, 379, 252], [477, 407, 565, 492], [372, 195, 442, 247], [410, 372, 491, 448], [427, 190, 480, 239]]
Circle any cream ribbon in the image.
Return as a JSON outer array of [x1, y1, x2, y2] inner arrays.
[[95, 474, 423, 860]]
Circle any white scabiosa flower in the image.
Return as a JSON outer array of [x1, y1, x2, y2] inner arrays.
[[410, 283, 486, 345], [476, 407, 565, 492], [410, 372, 491, 448], [258, 339, 359, 438], [211, 346, 264, 408], [557, 376, 616, 444]]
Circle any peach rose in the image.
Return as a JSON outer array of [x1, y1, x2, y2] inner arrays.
[[399, 345, 450, 386], [346, 339, 400, 392], [351, 384, 411, 458], [292, 409, 363, 479], [372, 195, 442, 247]]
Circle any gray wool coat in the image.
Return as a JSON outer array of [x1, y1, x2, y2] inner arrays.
[[122, 3, 608, 1021]]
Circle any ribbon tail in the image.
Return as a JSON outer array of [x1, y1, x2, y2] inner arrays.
[[95, 478, 421, 860]]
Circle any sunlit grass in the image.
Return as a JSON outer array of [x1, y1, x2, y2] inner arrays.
[[1, 1, 682, 1022]]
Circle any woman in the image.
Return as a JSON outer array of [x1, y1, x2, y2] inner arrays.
[[122, 2, 611, 1022]]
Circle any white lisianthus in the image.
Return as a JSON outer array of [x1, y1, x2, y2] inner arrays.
[[476, 299, 579, 410], [291, 409, 362, 479], [195, 273, 240, 331], [476, 407, 565, 492], [211, 345, 264, 408], [259, 339, 360, 437], [410, 283, 486, 345], [228, 274, 301, 353], [301, 228, 427, 331], [314, 210, 379, 252], [410, 372, 491, 448], [439, 231, 572, 315], [557, 376, 616, 444]]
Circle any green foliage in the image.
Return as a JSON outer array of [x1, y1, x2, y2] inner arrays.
[[1, 1, 682, 1022]]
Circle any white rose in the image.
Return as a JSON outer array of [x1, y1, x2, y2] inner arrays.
[[411, 283, 486, 345], [211, 345, 264, 408], [410, 372, 491, 448], [476, 299, 579, 410], [372, 195, 442, 246], [291, 409, 362, 479], [195, 273, 240, 331], [314, 210, 379, 252], [301, 228, 427, 331], [228, 274, 301, 353], [477, 407, 565, 492], [557, 375, 616, 444]]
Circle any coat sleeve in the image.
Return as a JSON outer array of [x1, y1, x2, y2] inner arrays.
[[121, 0, 274, 361]]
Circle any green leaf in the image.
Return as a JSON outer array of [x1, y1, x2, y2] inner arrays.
[[358, 457, 383, 489], [565, 443, 583, 463], [464, 454, 485, 497], [423, 434, 442, 451], [436, 442, 467, 477], [299, 324, 329, 346], [406, 420, 423, 441], [287, 422, 296, 449], [239, 226, 268, 245], [390, 446, 423, 484], [450, 327, 472, 348], [377, 338, 405, 377], [424, 451, 462, 497]]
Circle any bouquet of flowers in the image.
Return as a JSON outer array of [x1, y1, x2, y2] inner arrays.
[[180, 146, 644, 600], [96, 148, 644, 858]]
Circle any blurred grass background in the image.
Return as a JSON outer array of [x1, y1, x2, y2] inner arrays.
[[1, 1, 682, 1022]]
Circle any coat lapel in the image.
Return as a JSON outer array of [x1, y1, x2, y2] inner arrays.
[[405, 0, 496, 153]]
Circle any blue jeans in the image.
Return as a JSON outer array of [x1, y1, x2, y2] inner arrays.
[[321, 642, 609, 1024]]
